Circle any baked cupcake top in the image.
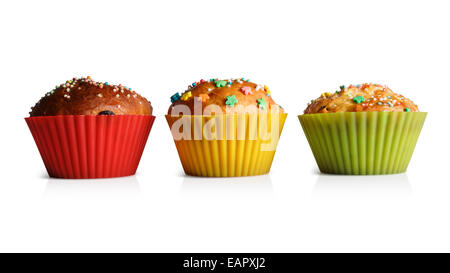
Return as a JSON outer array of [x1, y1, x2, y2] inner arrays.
[[168, 78, 283, 115], [29, 76, 152, 117], [304, 83, 419, 114]]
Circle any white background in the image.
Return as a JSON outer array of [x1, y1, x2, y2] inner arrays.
[[0, 0, 448, 252]]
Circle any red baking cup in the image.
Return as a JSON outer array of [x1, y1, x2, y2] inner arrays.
[[25, 115, 155, 179]]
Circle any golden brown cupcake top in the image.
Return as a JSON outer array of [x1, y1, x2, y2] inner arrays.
[[29, 76, 152, 117], [168, 78, 283, 115], [304, 83, 419, 114]]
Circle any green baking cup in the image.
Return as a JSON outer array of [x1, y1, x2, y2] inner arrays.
[[298, 112, 427, 175]]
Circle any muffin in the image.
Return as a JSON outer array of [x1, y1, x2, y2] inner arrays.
[[26, 76, 155, 179], [166, 78, 287, 177], [299, 83, 426, 175]]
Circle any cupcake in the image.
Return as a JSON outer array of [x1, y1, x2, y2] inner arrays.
[[166, 78, 287, 177], [26, 76, 155, 179], [299, 83, 426, 175]]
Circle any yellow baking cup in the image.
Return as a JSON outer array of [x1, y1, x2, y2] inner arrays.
[[166, 113, 287, 177], [298, 112, 427, 175]]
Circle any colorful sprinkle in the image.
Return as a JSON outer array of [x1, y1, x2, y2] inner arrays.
[[264, 85, 271, 96], [198, 93, 209, 102], [215, 80, 227, 88], [241, 86, 253, 95], [181, 91, 192, 101], [257, 98, 267, 110], [404, 108, 411, 112], [225, 95, 238, 107], [171, 92, 181, 103], [352, 96, 365, 104]]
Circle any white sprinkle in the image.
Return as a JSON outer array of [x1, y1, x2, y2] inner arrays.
[[127, 94, 130, 98], [66, 88, 70, 92], [208, 88, 212, 92], [97, 93, 103, 97], [133, 94, 137, 98], [116, 94, 120, 98], [117, 105, 121, 108]]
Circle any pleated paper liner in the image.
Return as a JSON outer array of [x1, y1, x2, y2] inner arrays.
[[298, 112, 427, 175], [25, 115, 155, 179], [166, 113, 287, 177]]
